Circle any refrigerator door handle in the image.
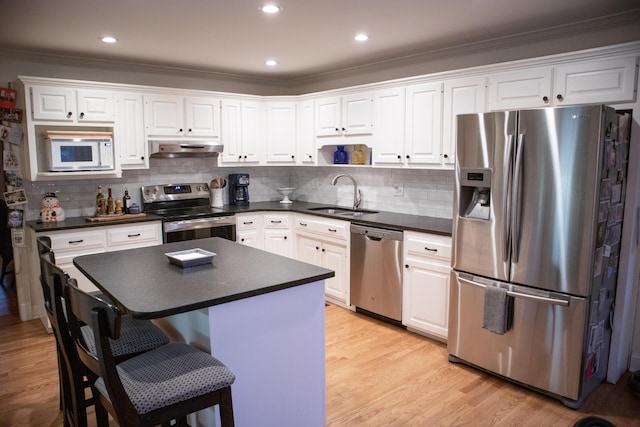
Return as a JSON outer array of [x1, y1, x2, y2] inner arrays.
[[511, 133, 525, 263], [503, 134, 514, 262], [458, 276, 570, 307]]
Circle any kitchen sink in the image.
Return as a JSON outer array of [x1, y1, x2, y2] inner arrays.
[[307, 206, 378, 216]]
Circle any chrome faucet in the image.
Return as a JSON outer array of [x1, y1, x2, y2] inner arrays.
[[331, 173, 362, 210]]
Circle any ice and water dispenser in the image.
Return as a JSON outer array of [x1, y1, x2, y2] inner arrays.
[[458, 168, 492, 220]]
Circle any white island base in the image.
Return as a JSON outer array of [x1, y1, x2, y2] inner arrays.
[[208, 280, 326, 427]]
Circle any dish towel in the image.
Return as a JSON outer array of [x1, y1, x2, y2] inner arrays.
[[482, 285, 512, 335]]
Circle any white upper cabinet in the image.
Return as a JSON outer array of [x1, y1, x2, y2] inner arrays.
[[144, 94, 221, 139], [219, 99, 263, 165], [442, 76, 487, 167], [488, 67, 553, 110], [372, 87, 406, 164], [297, 101, 316, 164], [554, 56, 637, 105], [372, 83, 444, 168], [315, 92, 374, 138], [488, 56, 637, 110], [265, 101, 297, 164], [404, 82, 443, 166], [115, 92, 147, 169], [31, 86, 114, 123]]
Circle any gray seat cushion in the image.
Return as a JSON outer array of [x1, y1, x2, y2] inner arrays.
[[94, 343, 235, 415], [81, 316, 170, 357]]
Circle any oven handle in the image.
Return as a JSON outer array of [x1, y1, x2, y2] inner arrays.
[[164, 216, 235, 233]]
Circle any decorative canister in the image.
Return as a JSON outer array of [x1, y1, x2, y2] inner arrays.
[[40, 193, 65, 223]]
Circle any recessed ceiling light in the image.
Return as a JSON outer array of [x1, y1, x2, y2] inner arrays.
[[101, 36, 117, 43], [261, 4, 281, 14], [354, 34, 369, 42], [265, 59, 278, 67]]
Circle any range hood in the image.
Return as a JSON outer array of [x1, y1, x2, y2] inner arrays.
[[149, 140, 223, 158]]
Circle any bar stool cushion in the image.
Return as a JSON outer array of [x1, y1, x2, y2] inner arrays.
[[81, 316, 170, 358], [93, 342, 235, 415]]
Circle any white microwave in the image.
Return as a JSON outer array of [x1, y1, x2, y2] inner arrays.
[[45, 132, 115, 172]]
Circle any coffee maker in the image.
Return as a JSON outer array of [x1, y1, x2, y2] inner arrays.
[[228, 173, 250, 206]]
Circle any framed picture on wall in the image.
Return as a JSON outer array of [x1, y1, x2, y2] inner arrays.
[[11, 229, 25, 247]]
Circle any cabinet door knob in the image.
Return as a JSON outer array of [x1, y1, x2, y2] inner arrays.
[[556, 94, 564, 101], [542, 96, 549, 103], [308, 154, 312, 159], [397, 155, 401, 159], [244, 155, 248, 159], [241, 238, 245, 242], [291, 155, 295, 159], [406, 155, 410, 159], [179, 128, 183, 132], [238, 155, 242, 159], [67, 111, 73, 118], [79, 112, 85, 119], [315, 246, 320, 250], [443, 154, 449, 159], [284, 236, 287, 240], [405, 264, 409, 269], [188, 128, 193, 133]]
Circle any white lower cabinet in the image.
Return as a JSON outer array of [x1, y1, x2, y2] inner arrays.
[[294, 214, 350, 305], [41, 221, 162, 293], [236, 213, 294, 258], [235, 213, 264, 249], [402, 231, 452, 341], [263, 214, 294, 258]]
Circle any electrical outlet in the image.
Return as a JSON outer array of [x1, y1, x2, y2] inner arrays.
[[393, 183, 404, 196]]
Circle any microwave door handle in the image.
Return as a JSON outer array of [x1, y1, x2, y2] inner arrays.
[[511, 133, 525, 264], [458, 276, 569, 307], [503, 134, 514, 263]]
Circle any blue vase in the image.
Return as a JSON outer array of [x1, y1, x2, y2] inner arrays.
[[333, 146, 348, 164]]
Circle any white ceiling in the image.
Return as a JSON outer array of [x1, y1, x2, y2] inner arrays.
[[1, 0, 638, 81]]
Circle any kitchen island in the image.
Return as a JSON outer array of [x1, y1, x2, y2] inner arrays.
[[74, 237, 334, 427]]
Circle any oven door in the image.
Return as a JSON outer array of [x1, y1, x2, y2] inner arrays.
[[164, 216, 236, 243]]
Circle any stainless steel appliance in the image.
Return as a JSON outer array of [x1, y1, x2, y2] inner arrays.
[[448, 105, 630, 408], [229, 173, 250, 206], [350, 223, 403, 323], [149, 140, 223, 158], [141, 183, 235, 243]]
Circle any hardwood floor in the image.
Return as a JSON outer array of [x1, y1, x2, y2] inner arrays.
[[1, 283, 638, 426]]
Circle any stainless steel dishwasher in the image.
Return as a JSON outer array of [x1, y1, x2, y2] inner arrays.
[[350, 223, 403, 323]]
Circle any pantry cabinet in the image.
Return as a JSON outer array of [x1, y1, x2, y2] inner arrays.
[[402, 231, 452, 341], [219, 99, 263, 165], [294, 214, 350, 305], [488, 56, 637, 110], [30, 86, 115, 123], [143, 94, 222, 139]]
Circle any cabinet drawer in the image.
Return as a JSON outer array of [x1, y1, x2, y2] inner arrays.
[[48, 230, 107, 254], [107, 223, 161, 249], [263, 214, 290, 229], [404, 231, 451, 262], [236, 214, 262, 230], [294, 214, 349, 240]]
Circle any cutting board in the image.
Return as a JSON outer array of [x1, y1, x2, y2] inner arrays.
[[85, 213, 146, 222]]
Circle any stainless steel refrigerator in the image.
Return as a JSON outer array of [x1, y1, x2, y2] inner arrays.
[[448, 105, 630, 408]]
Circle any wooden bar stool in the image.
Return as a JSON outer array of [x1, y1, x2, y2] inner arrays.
[[39, 249, 170, 427], [65, 279, 236, 427]]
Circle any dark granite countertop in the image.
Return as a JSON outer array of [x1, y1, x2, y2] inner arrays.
[[28, 213, 163, 232], [73, 237, 335, 319], [28, 201, 452, 236], [222, 201, 452, 236]]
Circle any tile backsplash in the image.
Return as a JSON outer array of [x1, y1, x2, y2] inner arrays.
[[22, 158, 454, 221]]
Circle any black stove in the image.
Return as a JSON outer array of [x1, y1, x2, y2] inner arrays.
[[141, 183, 236, 243]]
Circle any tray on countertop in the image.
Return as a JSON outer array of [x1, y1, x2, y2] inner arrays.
[[85, 213, 147, 222], [165, 248, 217, 268]]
